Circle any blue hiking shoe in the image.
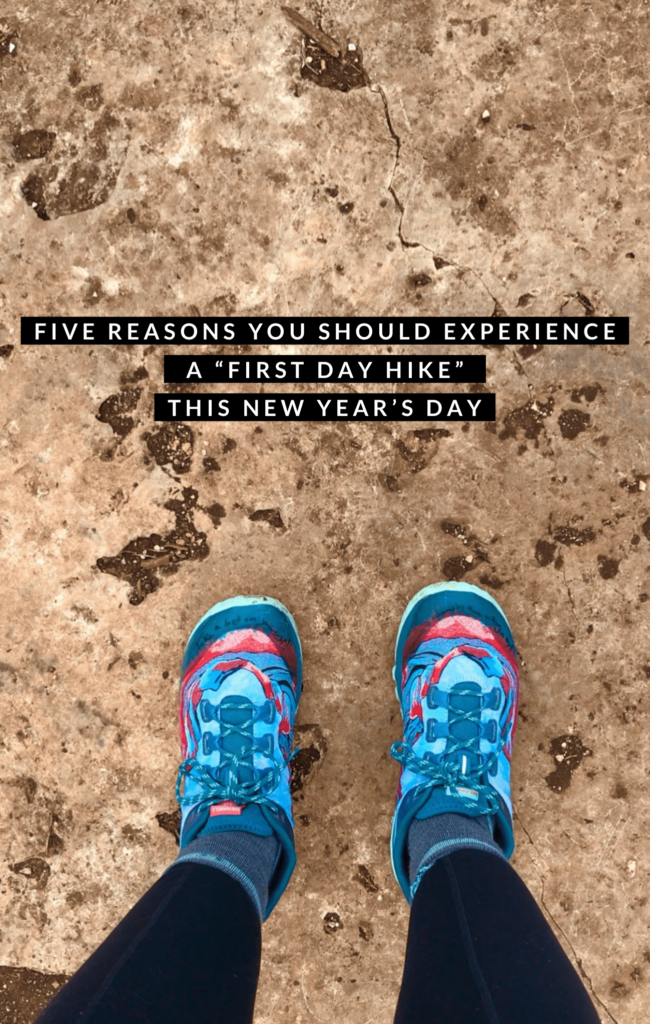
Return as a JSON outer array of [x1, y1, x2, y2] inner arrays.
[[390, 582, 519, 901], [176, 595, 302, 918]]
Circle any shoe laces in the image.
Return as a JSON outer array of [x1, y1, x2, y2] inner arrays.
[[177, 659, 299, 810], [391, 648, 511, 815]]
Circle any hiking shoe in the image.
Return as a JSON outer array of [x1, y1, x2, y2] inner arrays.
[[177, 595, 302, 917], [390, 581, 519, 900]]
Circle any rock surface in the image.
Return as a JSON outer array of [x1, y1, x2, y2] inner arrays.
[[0, 1, 649, 1022]]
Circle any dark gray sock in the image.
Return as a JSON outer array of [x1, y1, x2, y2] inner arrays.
[[408, 812, 505, 890], [171, 831, 280, 920]]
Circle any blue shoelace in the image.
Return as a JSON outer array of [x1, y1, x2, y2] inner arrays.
[[177, 697, 299, 808], [391, 681, 506, 815]]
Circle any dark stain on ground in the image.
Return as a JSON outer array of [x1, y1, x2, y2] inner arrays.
[[144, 422, 194, 474], [409, 273, 432, 288], [535, 539, 556, 566], [249, 508, 285, 530], [574, 292, 595, 315], [443, 555, 477, 580], [359, 921, 373, 941], [396, 429, 451, 473], [620, 473, 648, 493], [301, 40, 370, 93], [323, 911, 343, 934], [499, 397, 554, 444], [120, 365, 149, 387], [9, 857, 51, 889], [21, 172, 51, 220], [21, 107, 129, 219], [77, 84, 104, 111], [354, 864, 379, 894], [291, 723, 327, 793], [13, 129, 56, 161], [643, 518, 650, 542], [612, 781, 628, 799], [413, 428, 453, 442], [479, 573, 504, 589], [0, 966, 70, 1024], [290, 745, 321, 793], [0, 32, 19, 59], [558, 408, 590, 440], [598, 555, 620, 579], [570, 383, 603, 404], [156, 809, 181, 844], [545, 734, 591, 792], [379, 473, 401, 492], [10, 776, 37, 803], [203, 456, 221, 472], [441, 521, 469, 541], [517, 344, 544, 358], [553, 524, 597, 546], [96, 387, 142, 438], [46, 831, 65, 856], [0, 344, 14, 358], [205, 502, 226, 527], [96, 487, 209, 604]]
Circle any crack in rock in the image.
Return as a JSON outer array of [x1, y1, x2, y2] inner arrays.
[[370, 84, 505, 311]]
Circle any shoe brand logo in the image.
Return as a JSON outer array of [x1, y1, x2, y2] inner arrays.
[[210, 801, 244, 816], [448, 786, 479, 801]]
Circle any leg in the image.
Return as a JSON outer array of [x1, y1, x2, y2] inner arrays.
[[38, 595, 303, 1022], [37, 863, 260, 1024], [390, 582, 599, 1023], [394, 849, 600, 1024]]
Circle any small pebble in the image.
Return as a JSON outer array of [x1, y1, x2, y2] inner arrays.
[[348, 43, 357, 51], [482, 109, 490, 121]]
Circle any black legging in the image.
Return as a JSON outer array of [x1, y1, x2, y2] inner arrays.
[[37, 850, 600, 1024]]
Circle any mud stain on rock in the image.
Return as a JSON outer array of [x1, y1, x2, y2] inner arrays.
[[291, 723, 327, 793], [354, 864, 379, 894], [21, 106, 129, 220], [0, 965, 70, 1024], [396, 428, 451, 473], [144, 422, 194, 474], [96, 486, 209, 604], [499, 397, 554, 445], [558, 408, 590, 440], [443, 555, 476, 580], [9, 857, 51, 889], [535, 539, 557, 566], [96, 387, 142, 438], [13, 129, 56, 161], [205, 502, 226, 527], [570, 384, 603, 404], [598, 555, 620, 579], [155, 809, 181, 844], [545, 734, 591, 792], [323, 911, 343, 934], [249, 508, 285, 530], [553, 525, 597, 546]]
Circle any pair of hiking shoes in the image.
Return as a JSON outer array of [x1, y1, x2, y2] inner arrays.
[[176, 582, 519, 917]]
